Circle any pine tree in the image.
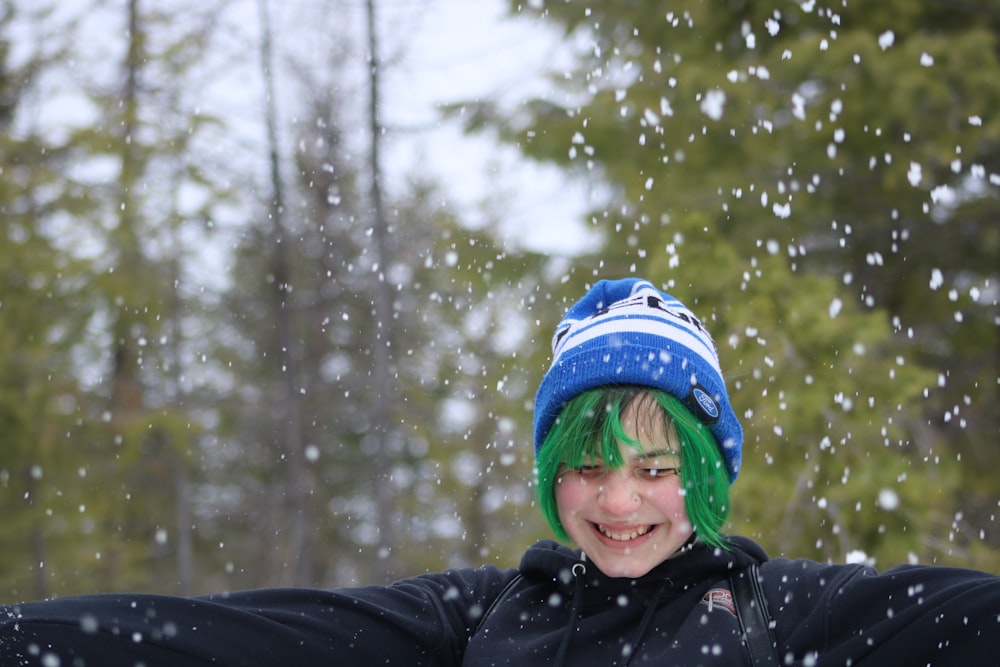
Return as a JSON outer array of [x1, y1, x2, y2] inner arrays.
[[472, 0, 1000, 568]]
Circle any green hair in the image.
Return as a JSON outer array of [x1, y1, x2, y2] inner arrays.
[[536, 386, 731, 550]]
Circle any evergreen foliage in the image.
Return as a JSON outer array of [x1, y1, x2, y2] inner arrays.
[[470, 0, 999, 567]]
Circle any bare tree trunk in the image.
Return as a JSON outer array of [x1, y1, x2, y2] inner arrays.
[[111, 0, 143, 416], [27, 471, 48, 600], [365, 0, 398, 583], [103, 0, 146, 592], [165, 207, 194, 595], [256, 0, 312, 586], [175, 466, 193, 594]]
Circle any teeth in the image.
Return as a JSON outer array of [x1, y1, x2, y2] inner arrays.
[[598, 524, 650, 541]]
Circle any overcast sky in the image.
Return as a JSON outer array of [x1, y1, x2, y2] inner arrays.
[[370, 0, 597, 254], [16, 0, 597, 255]]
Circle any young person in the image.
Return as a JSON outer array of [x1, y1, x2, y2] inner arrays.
[[1, 277, 997, 666]]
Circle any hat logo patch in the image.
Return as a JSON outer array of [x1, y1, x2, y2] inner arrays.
[[691, 386, 720, 421]]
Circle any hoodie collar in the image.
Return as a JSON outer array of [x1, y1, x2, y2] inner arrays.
[[519, 536, 767, 598]]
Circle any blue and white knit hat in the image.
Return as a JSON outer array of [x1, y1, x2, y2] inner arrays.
[[532, 278, 742, 483]]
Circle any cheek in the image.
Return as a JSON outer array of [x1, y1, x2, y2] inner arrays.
[[554, 476, 590, 519], [657, 484, 689, 517]]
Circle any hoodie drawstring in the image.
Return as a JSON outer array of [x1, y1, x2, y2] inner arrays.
[[621, 580, 668, 666], [553, 565, 668, 667], [553, 562, 587, 667]]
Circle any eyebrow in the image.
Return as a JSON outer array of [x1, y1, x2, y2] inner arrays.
[[633, 449, 679, 461]]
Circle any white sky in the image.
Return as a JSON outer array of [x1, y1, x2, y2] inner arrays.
[[371, 0, 598, 254], [15, 0, 599, 256]]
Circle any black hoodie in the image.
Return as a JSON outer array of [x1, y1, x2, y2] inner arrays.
[[1, 537, 997, 666], [465, 536, 764, 666]]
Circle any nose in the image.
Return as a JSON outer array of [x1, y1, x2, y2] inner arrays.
[[597, 470, 640, 515]]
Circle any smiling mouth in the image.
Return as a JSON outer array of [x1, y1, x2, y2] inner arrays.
[[596, 524, 654, 542]]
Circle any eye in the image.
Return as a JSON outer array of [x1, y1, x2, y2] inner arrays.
[[638, 467, 678, 480], [566, 464, 606, 479]]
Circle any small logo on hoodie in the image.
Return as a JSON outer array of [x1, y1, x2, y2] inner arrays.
[[701, 588, 736, 616]]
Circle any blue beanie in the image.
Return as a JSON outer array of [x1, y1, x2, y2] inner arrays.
[[532, 278, 742, 483]]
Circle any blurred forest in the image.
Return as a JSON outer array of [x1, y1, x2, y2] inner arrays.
[[1, 0, 997, 602]]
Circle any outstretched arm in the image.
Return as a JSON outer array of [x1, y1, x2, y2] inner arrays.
[[762, 558, 1000, 665], [0, 566, 515, 667]]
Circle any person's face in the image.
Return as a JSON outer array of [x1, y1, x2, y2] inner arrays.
[[555, 394, 693, 578]]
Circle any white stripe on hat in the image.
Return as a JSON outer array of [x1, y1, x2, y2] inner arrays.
[[552, 308, 721, 376]]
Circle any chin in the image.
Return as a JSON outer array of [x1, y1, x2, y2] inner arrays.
[[589, 550, 664, 578], [598, 560, 659, 578]]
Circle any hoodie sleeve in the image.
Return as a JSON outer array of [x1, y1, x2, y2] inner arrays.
[[762, 558, 1000, 665], [0, 566, 516, 667]]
